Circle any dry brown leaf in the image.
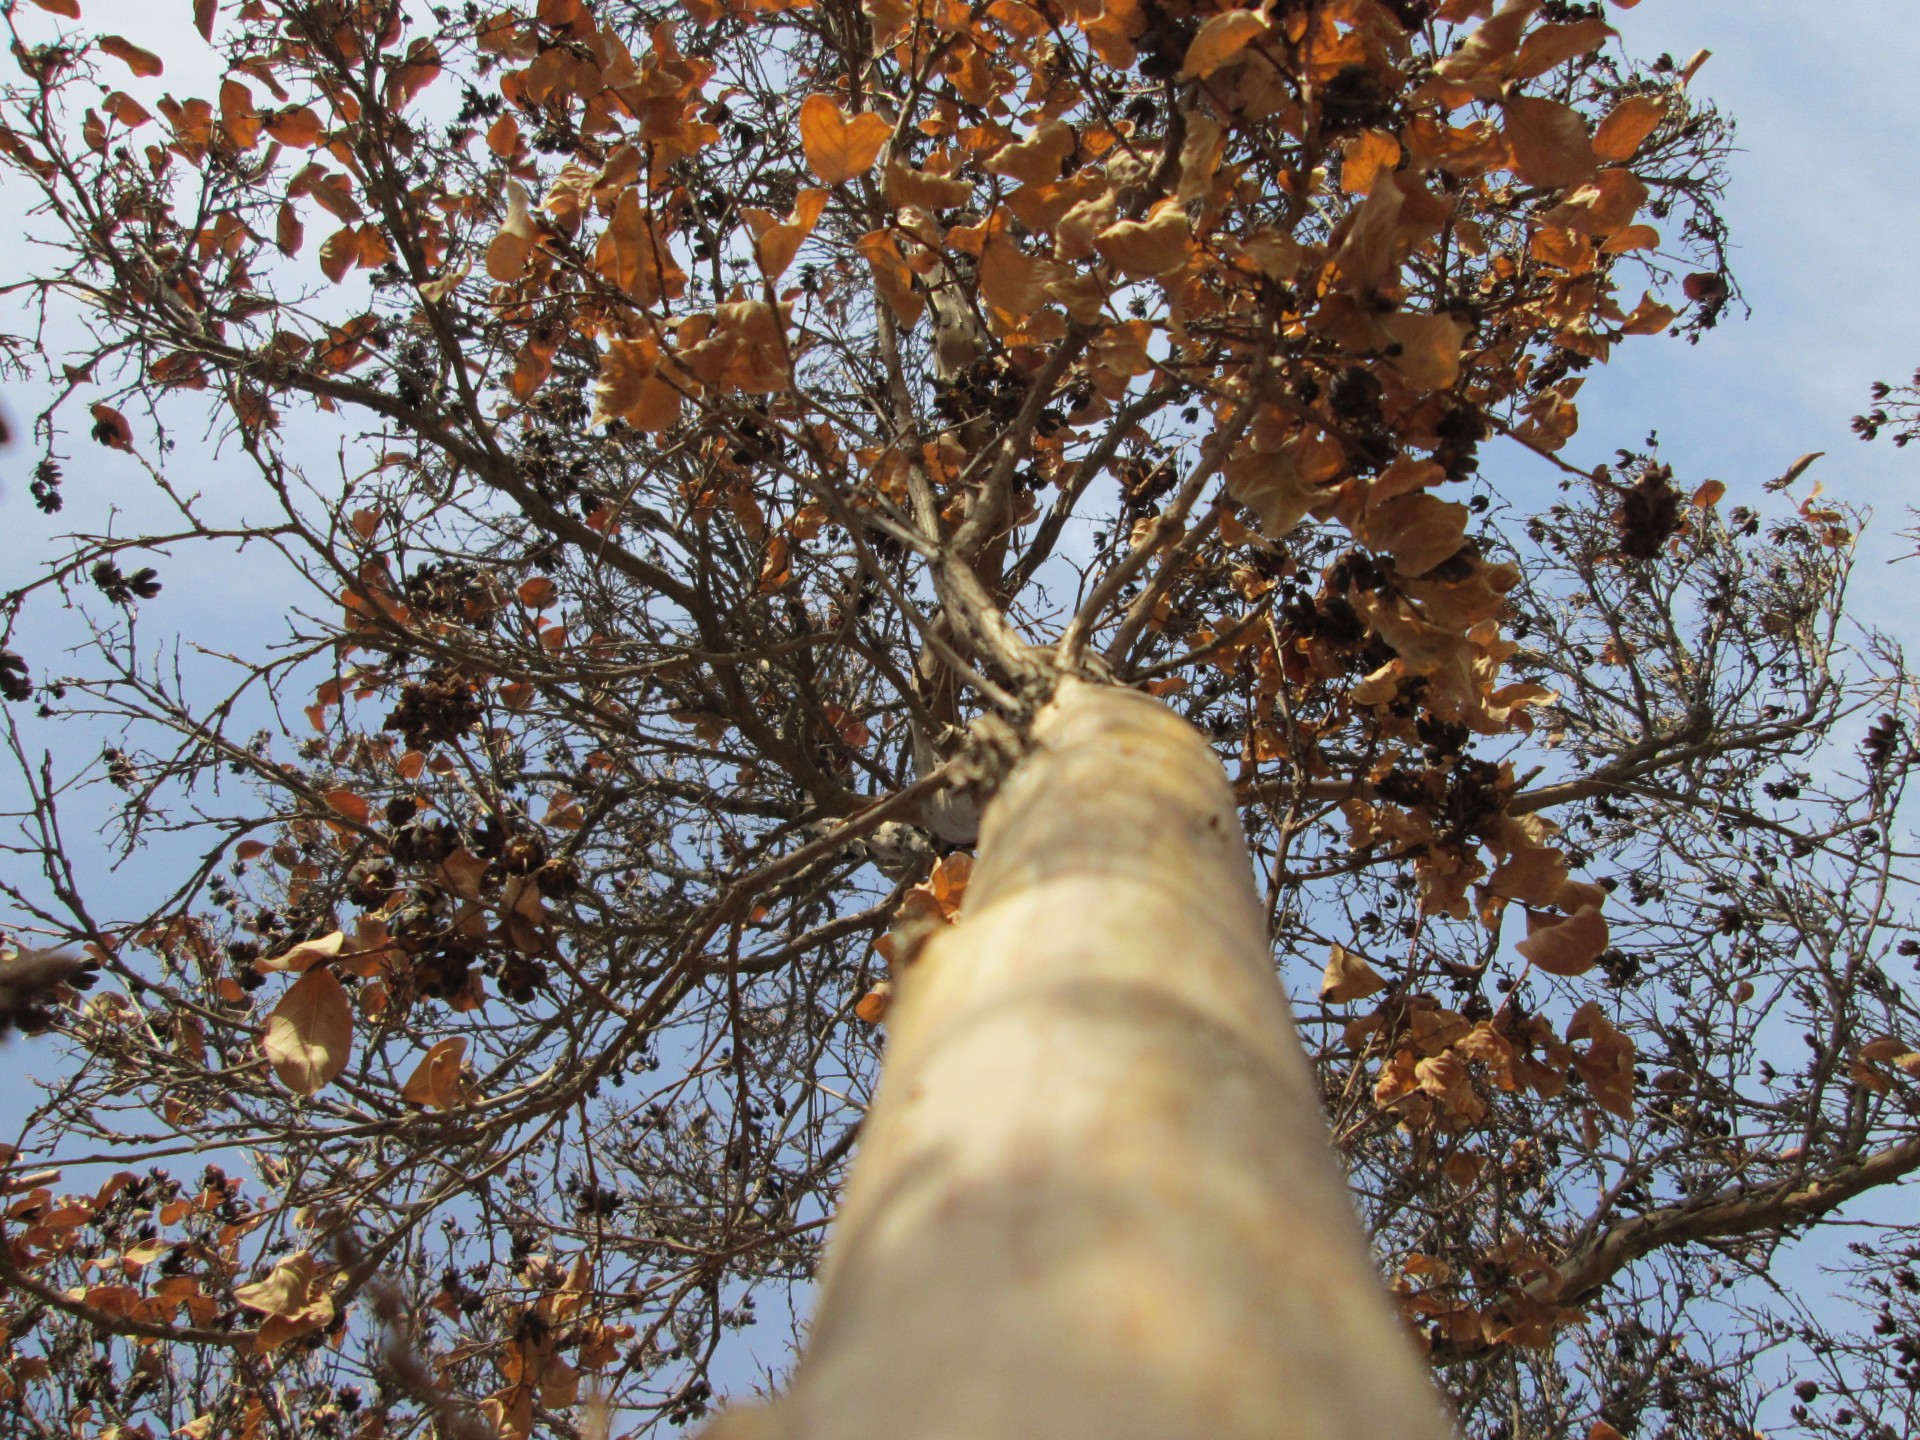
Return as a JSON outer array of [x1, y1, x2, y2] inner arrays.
[[255, 930, 346, 975], [1379, 312, 1466, 390], [1321, 943, 1388, 1004], [1600, 223, 1659, 254], [1340, 129, 1401, 196], [799, 95, 890, 184], [1568, 1002, 1635, 1119], [1592, 93, 1666, 162], [102, 91, 151, 128], [1432, 5, 1528, 82], [97, 36, 163, 79], [745, 188, 829, 279], [318, 226, 358, 284], [1620, 291, 1676, 335], [263, 106, 323, 147], [89, 402, 134, 451], [1094, 199, 1192, 278], [1365, 492, 1469, 576], [233, 1250, 336, 1351], [984, 120, 1075, 184], [1328, 169, 1405, 294], [592, 336, 683, 433], [263, 967, 354, 1095], [1511, 19, 1612, 81], [1180, 10, 1269, 79], [1225, 425, 1345, 536], [854, 980, 893, 1024], [885, 160, 974, 210], [1503, 95, 1597, 189], [400, 1037, 468, 1110], [855, 228, 926, 326], [486, 180, 538, 283], [1860, 1035, 1912, 1063], [438, 848, 491, 901], [1516, 905, 1609, 977]]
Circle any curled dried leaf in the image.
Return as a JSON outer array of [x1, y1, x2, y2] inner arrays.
[[1516, 906, 1609, 977], [401, 1037, 469, 1110], [1321, 943, 1388, 1004]]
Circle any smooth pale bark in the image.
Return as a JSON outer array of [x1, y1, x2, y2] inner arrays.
[[719, 679, 1452, 1440]]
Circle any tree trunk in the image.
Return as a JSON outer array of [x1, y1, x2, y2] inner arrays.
[[725, 679, 1453, 1440]]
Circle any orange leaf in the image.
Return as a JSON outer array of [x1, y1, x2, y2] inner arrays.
[[233, 1250, 335, 1351], [1321, 943, 1388, 1004], [486, 179, 538, 282], [1860, 1035, 1911, 1063], [102, 91, 150, 127], [1592, 93, 1666, 163], [1599, 223, 1658, 254], [1379, 312, 1466, 391], [1511, 19, 1612, 81], [263, 106, 323, 147], [438, 848, 491, 901], [1620, 291, 1675, 336], [220, 79, 260, 150], [517, 576, 558, 608], [593, 189, 685, 305], [854, 980, 893, 1024], [856, 229, 926, 326], [256, 931, 346, 975], [799, 95, 890, 185], [746, 187, 828, 279], [318, 226, 358, 283], [1503, 95, 1596, 189], [324, 787, 369, 825], [233, 1251, 321, 1318], [1568, 1002, 1636, 1119], [29, 0, 81, 16], [1516, 905, 1608, 977], [758, 534, 793, 593], [400, 1037, 468, 1110], [1094, 198, 1191, 278], [1340, 129, 1400, 196], [592, 341, 680, 432], [97, 36, 163, 78], [885, 160, 973, 211], [1434, 4, 1530, 82], [983, 120, 1075, 184], [487, 112, 520, 157], [1180, 9, 1268, 79], [194, 0, 216, 40], [263, 968, 354, 1095]]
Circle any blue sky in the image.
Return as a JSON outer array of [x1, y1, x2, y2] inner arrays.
[[1569, 0, 1920, 601]]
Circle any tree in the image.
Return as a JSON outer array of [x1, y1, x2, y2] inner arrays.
[[0, 0, 1915, 1436]]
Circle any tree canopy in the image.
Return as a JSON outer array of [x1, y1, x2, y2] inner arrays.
[[0, 0, 1916, 1436]]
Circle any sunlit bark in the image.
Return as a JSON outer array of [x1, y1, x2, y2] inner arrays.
[[731, 678, 1451, 1439]]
